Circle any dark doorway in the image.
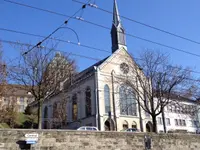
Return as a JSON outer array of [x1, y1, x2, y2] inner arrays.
[[104, 119, 114, 131], [146, 121, 153, 132], [43, 121, 48, 129]]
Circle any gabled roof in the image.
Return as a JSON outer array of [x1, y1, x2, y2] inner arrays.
[[73, 56, 109, 81], [64, 47, 138, 89]]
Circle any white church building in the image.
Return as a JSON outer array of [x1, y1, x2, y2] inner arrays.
[[41, 0, 200, 133]]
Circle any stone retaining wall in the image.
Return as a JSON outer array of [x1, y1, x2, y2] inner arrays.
[[0, 129, 200, 150]]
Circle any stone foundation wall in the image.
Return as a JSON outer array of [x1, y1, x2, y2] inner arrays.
[[0, 129, 200, 150]]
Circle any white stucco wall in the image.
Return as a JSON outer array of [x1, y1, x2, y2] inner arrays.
[[156, 101, 198, 133], [42, 74, 97, 129], [97, 48, 143, 131]]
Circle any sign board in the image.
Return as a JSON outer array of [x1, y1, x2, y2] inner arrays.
[[25, 133, 38, 144], [25, 133, 39, 138], [26, 139, 37, 144]]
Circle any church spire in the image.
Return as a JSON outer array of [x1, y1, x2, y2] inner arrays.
[[113, 0, 121, 27], [111, 0, 126, 53]]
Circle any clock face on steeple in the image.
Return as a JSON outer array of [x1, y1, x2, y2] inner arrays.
[[120, 63, 129, 74]]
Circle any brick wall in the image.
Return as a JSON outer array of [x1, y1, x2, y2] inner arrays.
[[0, 129, 200, 150]]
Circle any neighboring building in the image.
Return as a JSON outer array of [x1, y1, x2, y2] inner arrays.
[[156, 96, 199, 133], [0, 84, 34, 112], [41, 0, 200, 133]]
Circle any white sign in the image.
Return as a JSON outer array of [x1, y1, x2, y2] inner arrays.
[[25, 133, 39, 138], [26, 140, 37, 144], [25, 133, 39, 144], [26, 138, 38, 141]]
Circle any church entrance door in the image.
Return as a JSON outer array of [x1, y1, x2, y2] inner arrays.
[[146, 121, 153, 132], [104, 119, 114, 131]]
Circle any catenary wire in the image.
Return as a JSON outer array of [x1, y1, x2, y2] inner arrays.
[[3, 0, 200, 58], [1, 39, 200, 83], [3, 0, 92, 55], [1, 27, 200, 75], [72, 0, 200, 45]]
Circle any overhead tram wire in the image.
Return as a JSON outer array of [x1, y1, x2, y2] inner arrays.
[[3, 39, 200, 84], [3, 0, 92, 55], [3, 0, 71, 18], [1, 39, 100, 62], [1, 27, 200, 75], [72, 0, 200, 45], [3, 0, 200, 58], [1, 39, 200, 83], [0, 27, 110, 54]]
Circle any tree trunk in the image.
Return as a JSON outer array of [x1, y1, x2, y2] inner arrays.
[[152, 115, 157, 133], [162, 109, 166, 133], [138, 102, 143, 132], [37, 100, 42, 129]]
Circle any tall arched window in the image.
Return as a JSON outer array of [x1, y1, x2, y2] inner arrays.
[[119, 85, 137, 116], [53, 102, 58, 118], [104, 84, 111, 114], [43, 106, 49, 129], [72, 94, 78, 121], [119, 85, 126, 115], [127, 89, 137, 116], [44, 106, 48, 118], [85, 87, 92, 117]]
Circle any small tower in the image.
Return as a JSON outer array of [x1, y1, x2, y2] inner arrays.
[[111, 0, 127, 53]]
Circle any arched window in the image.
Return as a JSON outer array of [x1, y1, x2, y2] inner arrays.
[[72, 94, 78, 121], [122, 120, 129, 130], [104, 84, 111, 114], [127, 89, 137, 116], [119, 85, 126, 115], [132, 121, 137, 129], [53, 102, 58, 118], [119, 85, 137, 116], [85, 87, 92, 117], [44, 106, 48, 118]]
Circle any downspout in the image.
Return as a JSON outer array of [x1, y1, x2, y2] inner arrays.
[[94, 66, 100, 130], [111, 70, 117, 131]]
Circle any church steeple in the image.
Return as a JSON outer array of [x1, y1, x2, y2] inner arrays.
[[113, 0, 121, 27], [111, 0, 126, 53]]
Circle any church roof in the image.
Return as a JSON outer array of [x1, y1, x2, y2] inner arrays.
[[74, 56, 109, 81]]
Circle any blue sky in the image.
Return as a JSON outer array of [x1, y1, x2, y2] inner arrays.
[[1, 0, 200, 76]]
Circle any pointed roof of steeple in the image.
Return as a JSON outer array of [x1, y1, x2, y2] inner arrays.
[[113, 0, 121, 27]]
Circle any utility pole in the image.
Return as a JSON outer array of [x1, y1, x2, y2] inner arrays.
[[136, 75, 143, 132], [94, 66, 100, 130]]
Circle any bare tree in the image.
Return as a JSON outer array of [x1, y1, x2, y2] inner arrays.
[[49, 92, 68, 129], [9, 44, 76, 129], [0, 43, 16, 127], [118, 50, 194, 133], [0, 97, 18, 128], [0, 42, 7, 95]]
